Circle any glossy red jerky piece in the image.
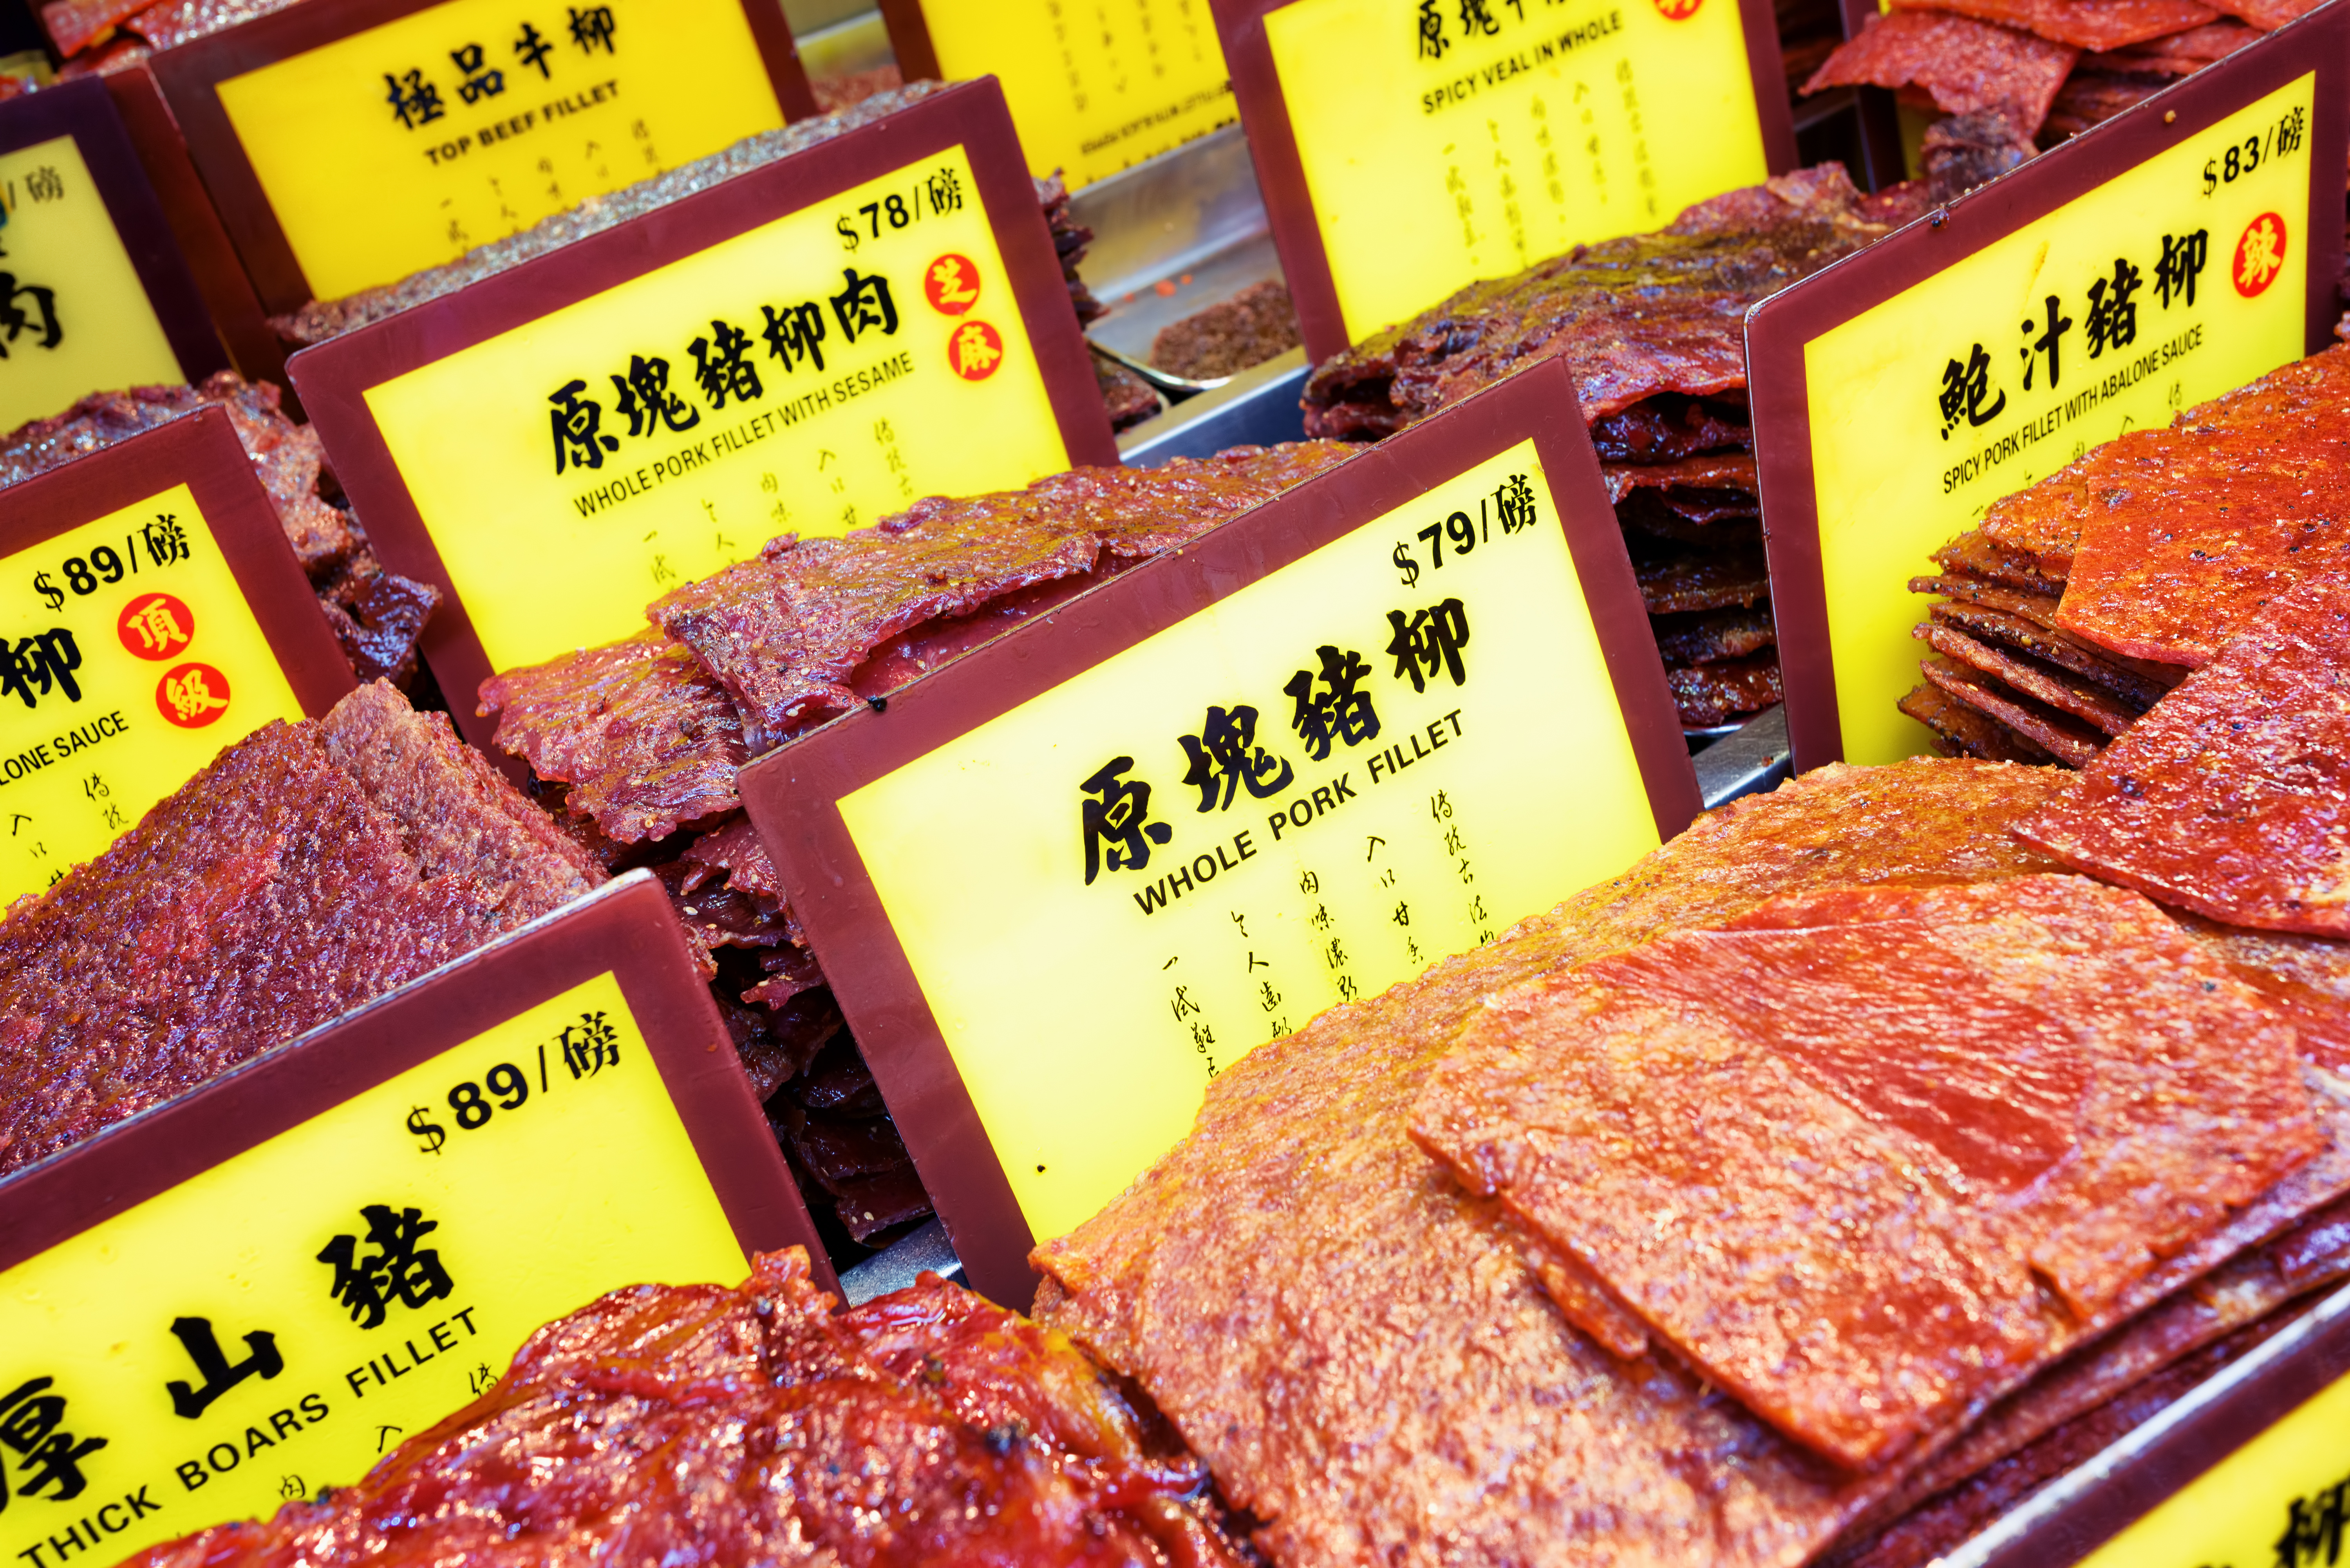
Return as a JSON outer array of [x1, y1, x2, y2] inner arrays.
[[1589, 395, 1753, 463], [2174, 914, 2350, 1073], [1035, 761, 2106, 1568], [1302, 169, 1880, 441], [2203, 0, 2321, 26], [38, 0, 146, 54], [1635, 540, 1772, 614], [1901, 681, 2057, 762], [1923, 622, 2139, 735], [1602, 452, 1760, 505], [1804, 11, 2079, 125], [2084, 16, 2261, 67], [1415, 875, 2317, 1472], [1667, 652, 1784, 726], [680, 812, 786, 902], [127, 1250, 1243, 1568], [1652, 606, 1777, 666], [2022, 576, 2350, 934], [479, 631, 746, 844], [1927, 600, 2175, 709], [1921, 655, 2104, 766], [1891, 0, 2218, 51]]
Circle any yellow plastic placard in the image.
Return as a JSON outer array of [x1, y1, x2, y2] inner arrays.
[[0, 972, 746, 1568], [841, 439, 1661, 1241], [0, 135, 182, 434], [215, 0, 784, 302], [1806, 74, 2314, 765], [1265, 0, 1767, 343], [0, 482, 304, 907], [917, 0, 1234, 188], [366, 143, 1071, 676], [2073, 1353, 2350, 1568]]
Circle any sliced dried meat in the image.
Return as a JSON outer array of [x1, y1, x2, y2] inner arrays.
[[1651, 605, 1777, 665], [1667, 651, 1783, 726], [1934, 527, 2072, 593], [2086, 16, 2261, 65], [2020, 575, 2350, 935], [2202, 0, 2321, 26], [1413, 874, 2317, 1471], [1804, 11, 2080, 127], [2175, 915, 2350, 1073], [1927, 599, 2176, 708], [478, 631, 747, 844], [127, 1249, 1243, 1568], [1033, 758, 2079, 1568], [1922, 654, 2105, 766], [1634, 539, 1771, 614], [2046, 71, 2173, 138], [39, 0, 146, 54], [1149, 279, 1303, 381], [1891, 0, 2218, 51], [680, 812, 786, 903], [118, 0, 298, 49], [1095, 357, 1162, 432], [1600, 451, 1759, 504], [1589, 394, 1754, 462], [1303, 167, 1882, 441], [1901, 681, 2057, 762], [1922, 621, 2140, 734]]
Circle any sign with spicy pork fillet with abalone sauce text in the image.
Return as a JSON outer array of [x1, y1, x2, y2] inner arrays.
[[0, 408, 350, 907], [291, 77, 1117, 755], [0, 79, 231, 434], [150, 0, 817, 316], [1748, 6, 2348, 772], [1210, 0, 1795, 361], [0, 873, 822, 1568], [739, 355, 1696, 1305]]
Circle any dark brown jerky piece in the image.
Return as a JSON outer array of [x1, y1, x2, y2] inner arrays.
[[1097, 357, 1163, 432], [1303, 168, 1881, 441], [1150, 280, 1304, 381], [1922, 622, 2140, 735], [318, 556, 441, 688], [2082, 15, 2260, 68], [1601, 452, 1760, 504], [2045, 70, 2173, 137], [1908, 574, 2064, 627], [680, 813, 785, 903], [1619, 492, 1762, 547], [791, 1035, 886, 1117], [1927, 599, 2178, 708], [1901, 681, 2057, 762], [1921, 656, 2104, 767], [1414, 875, 2318, 1471], [1667, 653, 1784, 727], [479, 632, 747, 844], [1634, 540, 1771, 614], [1651, 607, 1777, 665], [1803, 11, 2080, 127], [2020, 576, 2350, 936], [828, 1164, 937, 1243], [1932, 530, 2071, 594]]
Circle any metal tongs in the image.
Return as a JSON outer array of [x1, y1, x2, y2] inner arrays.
[[1085, 337, 1235, 398]]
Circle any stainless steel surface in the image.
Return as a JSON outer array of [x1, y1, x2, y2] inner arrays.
[[1117, 347, 1309, 465], [839, 1217, 965, 1306], [1090, 337, 1232, 396], [1693, 705, 1792, 811]]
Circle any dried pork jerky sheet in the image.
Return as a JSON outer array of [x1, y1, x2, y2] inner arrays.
[[2020, 576, 2350, 936], [2023, 347, 2350, 667], [1033, 759, 2093, 1568], [1412, 874, 2319, 1471], [128, 1249, 1246, 1568], [2178, 914, 2350, 1071], [1888, 0, 2217, 52], [1301, 166, 1885, 441], [2083, 15, 2262, 67], [1150, 279, 1305, 381], [1095, 356, 1163, 432], [1802, 12, 2080, 127], [1901, 679, 2057, 762], [484, 444, 1355, 838], [1668, 652, 1784, 726], [0, 376, 441, 686], [0, 683, 597, 1177]]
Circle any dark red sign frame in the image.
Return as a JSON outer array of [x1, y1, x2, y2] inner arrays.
[[0, 76, 231, 394], [1209, 0, 1799, 363], [286, 78, 1122, 754], [736, 355, 1700, 1307], [149, 0, 822, 318], [1748, 5, 2350, 773], [0, 405, 354, 718], [0, 870, 833, 1295]]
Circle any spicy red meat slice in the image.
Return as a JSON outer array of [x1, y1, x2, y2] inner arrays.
[[1890, 0, 2218, 51], [1804, 12, 2080, 125], [1412, 875, 2317, 1472], [2020, 576, 2350, 935]]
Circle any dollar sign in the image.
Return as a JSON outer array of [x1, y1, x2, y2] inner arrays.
[[2203, 158, 2218, 196], [835, 213, 860, 252], [406, 1106, 446, 1154], [1393, 542, 1421, 589], [32, 571, 59, 612]]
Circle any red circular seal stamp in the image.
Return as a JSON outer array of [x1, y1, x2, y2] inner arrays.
[[1652, 0, 1703, 19], [116, 591, 194, 661], [948, 320, 1005, 381], [2234, 211, 2288, 297], [923, 253, 982, 315], [157, 662, 231, 728]]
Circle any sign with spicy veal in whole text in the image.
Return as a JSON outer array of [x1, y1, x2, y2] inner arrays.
[[1750, 9, 2349, 772], [877, 0, 1236, 188], [0, 407, 350, 906], [150, 0, 819, 317], [1213, 0, 1795, 361], [739, 356, 1696, 1305], [0, 79, 231, 434], [291, 78, 1118, 753], [0, 873, 821, 1568]]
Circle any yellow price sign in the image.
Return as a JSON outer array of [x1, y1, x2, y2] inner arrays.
[[1217, 0, 1793, 359], [739, 358, 1695, 1304], [0, 81, 238, 432], [0, 408, 351, 906], [0, 874, 819, 1568], [152, 0, 818, 315], [880, 0, 1236, 188], [1750, 22, 2348, 772], [292, 80, 1118, 753]]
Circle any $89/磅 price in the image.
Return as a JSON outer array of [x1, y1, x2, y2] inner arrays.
[[401, 1008, 624, 1153]]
